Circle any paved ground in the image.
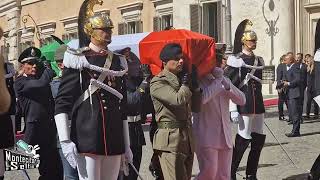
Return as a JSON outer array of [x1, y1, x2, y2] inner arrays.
[[4, 106, 320, 180]]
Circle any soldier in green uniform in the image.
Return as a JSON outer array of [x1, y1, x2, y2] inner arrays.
[[150, 43, 201, 180]]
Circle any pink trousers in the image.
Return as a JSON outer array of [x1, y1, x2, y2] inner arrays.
[[196, 147, 232, 180]]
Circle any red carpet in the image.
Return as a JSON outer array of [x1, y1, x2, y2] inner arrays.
[[264, 98, 278, 107]]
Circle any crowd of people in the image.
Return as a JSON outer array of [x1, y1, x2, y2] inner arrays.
[[276, 52, 319, 137], [1, 1, 320, 180]]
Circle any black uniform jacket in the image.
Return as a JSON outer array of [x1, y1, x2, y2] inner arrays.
[[14, 68, 56, 145], [55, 50, 127, 155], [225, 53, 265, 114], [285, 63, 301, 100], [126, 76, 146, 147]]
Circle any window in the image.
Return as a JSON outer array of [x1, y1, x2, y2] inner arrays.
[[202, 2, 220, 41], [151, 0, 173, 31], [61, 16, 79, 41], [189, 2, 221, 41], [62, 32, 78, 41], [118, 21, 143, 35], [38, 22, 56, 47], [128, 22, 137, 34], [161, 14, 173, 30], [117, 2, 143, 35]]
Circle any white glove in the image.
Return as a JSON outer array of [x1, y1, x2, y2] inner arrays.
[[60, 140, 78, 169], [230, 111, 242, 124], [221, 77, 230, 90], [212, 67, 224, 79], [124, 148, 133, 164], [120, 154, 130, 176]]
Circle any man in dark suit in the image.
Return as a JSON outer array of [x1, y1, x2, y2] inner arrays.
[[296, 53, 308, 123], [283, 53, 302, 137], [276, 55, 288, 121], [14, 47, 63, 180]]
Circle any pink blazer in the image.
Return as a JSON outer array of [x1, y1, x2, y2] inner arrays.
[[193, 76, 246, 149]]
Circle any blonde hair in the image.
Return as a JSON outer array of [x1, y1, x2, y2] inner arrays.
[[307, 56, 315, 73]]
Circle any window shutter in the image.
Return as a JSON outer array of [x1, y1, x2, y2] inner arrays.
[[136, 21, 143, 33], [153, 16, 161, 32], [118, 23, 127, 35], [190, 4, 202, 33]]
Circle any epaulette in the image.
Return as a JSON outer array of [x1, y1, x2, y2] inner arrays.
[[67, 46, 91, 55]]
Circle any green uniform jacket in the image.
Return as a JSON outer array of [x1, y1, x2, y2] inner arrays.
[[150, 69, 194, 154]]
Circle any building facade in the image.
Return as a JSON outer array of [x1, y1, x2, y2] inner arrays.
[[0, 0, 319, 95]]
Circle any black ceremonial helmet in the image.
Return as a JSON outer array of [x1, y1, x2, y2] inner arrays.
[[233, 19, 257, 54]]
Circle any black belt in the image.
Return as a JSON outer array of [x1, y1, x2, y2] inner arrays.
[[157, 121, 190, 129]]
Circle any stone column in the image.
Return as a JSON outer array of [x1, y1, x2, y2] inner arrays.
[[6, 7, 21, 68], [225, 0, 232, 53]]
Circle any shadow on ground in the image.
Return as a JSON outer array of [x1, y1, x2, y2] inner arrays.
[[238, 163, 277, 172], [282, 173, 309, 180], [300, 131, 320, 137], [264, 142, 289, 148], [303, 119, 320, 124]]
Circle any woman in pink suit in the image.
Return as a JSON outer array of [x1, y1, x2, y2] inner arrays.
[[193, 53, 246, 180]]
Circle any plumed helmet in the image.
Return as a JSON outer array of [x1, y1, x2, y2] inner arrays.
[[233, 19, 257, 54], [84, 14, 114, 37], [78, 0, 113, 48]]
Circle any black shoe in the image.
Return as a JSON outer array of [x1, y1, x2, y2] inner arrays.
[[246, 175, 258, 180], [279, 116, 286, 121], [285, 133, 300, 137]]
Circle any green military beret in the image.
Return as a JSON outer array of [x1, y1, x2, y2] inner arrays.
[[54, 44, 68, 61]]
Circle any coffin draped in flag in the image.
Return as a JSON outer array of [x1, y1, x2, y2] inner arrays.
[[68, 29, 216, 77], [314, 19, 320, 106], [139, 29, 216, 77]]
